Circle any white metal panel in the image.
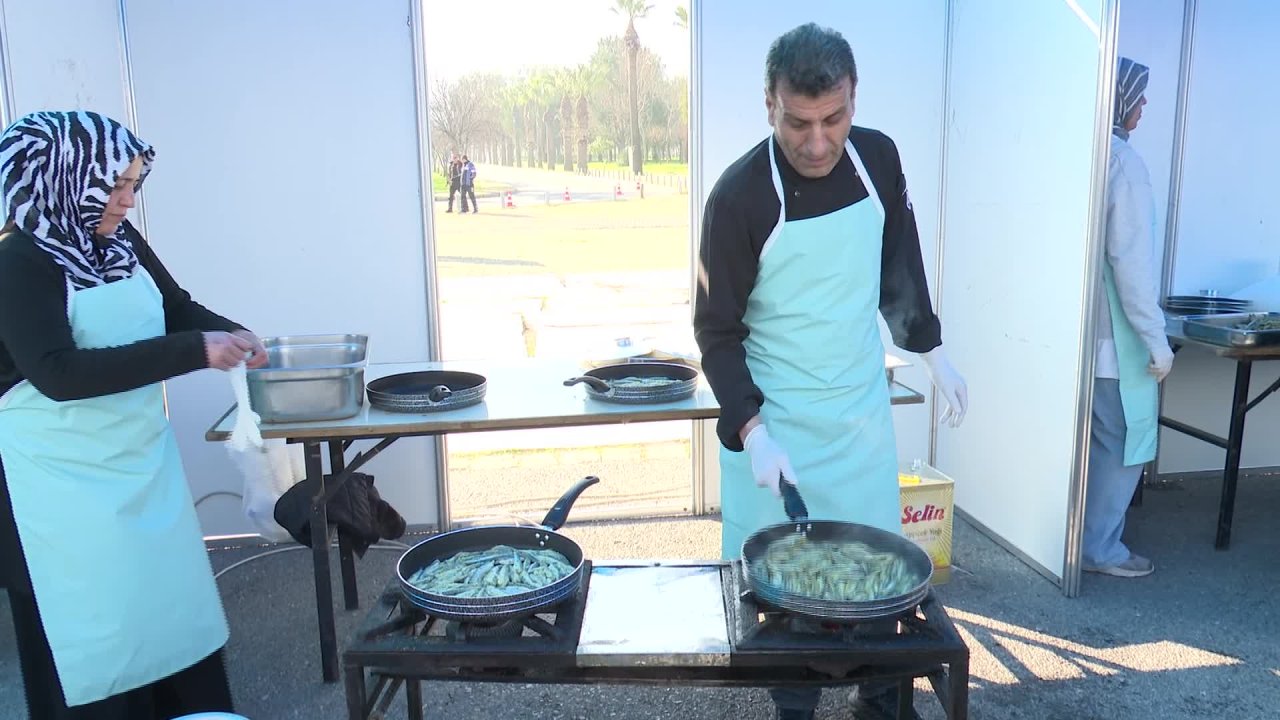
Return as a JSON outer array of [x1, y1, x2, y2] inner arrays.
[[123, 0, 438, 536], [936, 0, 1108, 583], [1172, 1, 1280, 296], [1153, 1, 1280, 474], [1117, 0, 1186, 268], [698, 0, 946, 467], [0, 0, 126, 120]]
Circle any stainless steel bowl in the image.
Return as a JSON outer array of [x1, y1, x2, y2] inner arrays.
[[246, 334, 369, 423]]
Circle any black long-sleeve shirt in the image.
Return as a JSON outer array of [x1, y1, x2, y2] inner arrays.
[[0, 220, 244, 401], [693, 127, 942, 452]]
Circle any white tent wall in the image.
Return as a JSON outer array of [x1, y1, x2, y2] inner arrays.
[[0, 0, 127, 123], [697, 0, 947, 470], [936, 0, 1111, 586], [1154, 1, 1280, 474], [119, 0, 441, 537], [1117, 0, 1185, 261]]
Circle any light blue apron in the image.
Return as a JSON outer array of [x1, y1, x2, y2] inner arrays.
[[1102, 263, 1159, 466], [721, 137, 901, 559], [0, 268, 228, 707]]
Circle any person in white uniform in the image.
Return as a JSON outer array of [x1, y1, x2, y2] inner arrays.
[[1083, 57, 1174, 578], [694, 23, 968, 720]]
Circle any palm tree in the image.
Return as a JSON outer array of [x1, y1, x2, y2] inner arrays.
[[564, 64, 602, 174], [560, 93, 575, 173], [674, 4, 689, 30], [611, 0, 653, 175]]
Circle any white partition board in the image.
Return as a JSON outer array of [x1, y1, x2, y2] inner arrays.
[[123, 0, 438, 535], [936, 0, 1109, 583]]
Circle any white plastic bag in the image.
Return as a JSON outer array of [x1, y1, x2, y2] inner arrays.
[[225, 363, 302, 542]]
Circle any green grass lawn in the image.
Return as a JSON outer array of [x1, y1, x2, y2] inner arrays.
[[587, 161, 688, 176], [432, 194, 689, 278]]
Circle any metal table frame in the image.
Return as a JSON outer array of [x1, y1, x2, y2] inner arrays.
[[1159, 334, 1280, 549], [205, 360, 929, 683], [342, 564, 968, 720]]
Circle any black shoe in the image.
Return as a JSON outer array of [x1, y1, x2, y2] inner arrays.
[[775, 709, 815, 720], [849, 686, 921, 720]]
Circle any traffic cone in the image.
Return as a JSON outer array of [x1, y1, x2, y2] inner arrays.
[[504, 191, 514, 209], [563, 187, 571, 202], [635, 180, 642, 192], [614, 183, 623, 200]]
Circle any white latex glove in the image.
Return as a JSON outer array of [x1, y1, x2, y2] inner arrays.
[[921, 346, 968, 428], [1149, 343, 1174, 382], [743, 424, 799, 497]]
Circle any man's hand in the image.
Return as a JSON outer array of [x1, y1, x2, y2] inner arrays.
[[232, 329, 269, 369], [743, 424, 799, 497], [1149, 343, 1174, 382], [921, 346, 968, 428]]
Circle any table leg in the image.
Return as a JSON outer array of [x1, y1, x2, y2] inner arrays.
[[306, 441, 339, 683], [344, 664, 368, 720], [330, 441, 360, 610], [407, 679, 424, 720], [1216, 361, 1252, 549], [950, 656, 969, 720], [897, 676, 914, 720]]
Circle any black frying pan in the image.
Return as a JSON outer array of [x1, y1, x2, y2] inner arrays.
[[739, 479, 934, 621], [367, 370, 487, 412], [563, 361, 698, 404], [396, 476, 599, 621]]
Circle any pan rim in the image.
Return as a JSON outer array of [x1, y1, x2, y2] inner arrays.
[[396, 526, 585, 610], [739, 520, 934, 616]]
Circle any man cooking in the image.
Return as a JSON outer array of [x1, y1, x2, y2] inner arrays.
[[693, 23, 967, 720]]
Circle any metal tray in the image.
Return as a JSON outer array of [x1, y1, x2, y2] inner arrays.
[[246, 334, 369, 423], [1182, 313, 1280, 347]]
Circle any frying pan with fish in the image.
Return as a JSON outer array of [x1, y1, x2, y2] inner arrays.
[[739, 478, 934, 621]]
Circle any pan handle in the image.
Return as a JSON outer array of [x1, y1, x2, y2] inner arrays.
[[780, 475, 809, 522], [563, 376, 612, 393], [540, 475, 601, 530]]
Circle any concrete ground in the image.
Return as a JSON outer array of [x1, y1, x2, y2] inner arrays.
[[1, 472, 1276, 719]]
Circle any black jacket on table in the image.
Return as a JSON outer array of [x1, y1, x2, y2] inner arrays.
[[0, 220, 245, 591], [693, 127, 942, 452]]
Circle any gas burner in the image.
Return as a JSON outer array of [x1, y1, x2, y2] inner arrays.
[[443, 619, 525, 641], [350, 562, 592, 660], [343, 561, 970, 720]]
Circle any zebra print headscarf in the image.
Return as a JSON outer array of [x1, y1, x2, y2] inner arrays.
[[1113, 57, 1149, 141], [0, 111, 155, 289]]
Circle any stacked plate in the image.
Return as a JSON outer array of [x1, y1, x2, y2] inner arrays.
[[1163, 295, 1252, 316], [366, 370, 487, 413]]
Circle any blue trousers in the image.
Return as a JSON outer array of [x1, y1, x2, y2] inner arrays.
[[1083, 378, 1144, 568]]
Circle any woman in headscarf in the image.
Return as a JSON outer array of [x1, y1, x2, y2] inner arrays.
[[1083, 58, 1173, 579], [0, 110, 266, 718]]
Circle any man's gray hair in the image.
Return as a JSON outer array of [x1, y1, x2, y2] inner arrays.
[[765, 23, 857, 97]]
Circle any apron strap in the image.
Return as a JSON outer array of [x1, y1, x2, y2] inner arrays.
[[761, 136, 887, 263], [844, 138, 885, 219], [761, 139, 788, 260]]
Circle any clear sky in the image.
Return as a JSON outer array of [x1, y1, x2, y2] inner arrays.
[[424, 0, 691, 82]]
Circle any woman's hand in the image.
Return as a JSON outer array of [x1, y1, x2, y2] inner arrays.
[[203, 332, 256, 371], [232, 329, 269, 369]]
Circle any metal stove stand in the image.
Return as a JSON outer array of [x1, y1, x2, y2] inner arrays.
[[342, 562, 969, 720]]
